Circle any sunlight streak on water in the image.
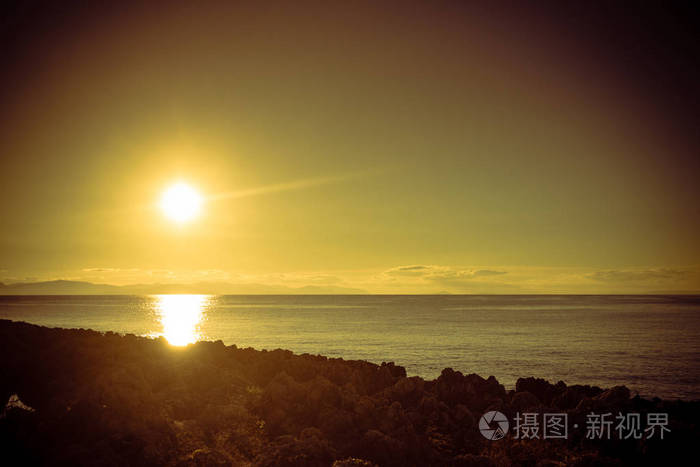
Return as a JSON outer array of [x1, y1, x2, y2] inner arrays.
[[1, 295, 699, 398], [154, 294, 210, 345]]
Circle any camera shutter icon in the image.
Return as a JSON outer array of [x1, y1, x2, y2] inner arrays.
[[479, 411, 509, 440]]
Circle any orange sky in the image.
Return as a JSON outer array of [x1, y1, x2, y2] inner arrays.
[[1, 1, 699, 293]]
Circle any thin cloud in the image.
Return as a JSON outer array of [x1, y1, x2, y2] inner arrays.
[[384, 265, 508, 281], [209, 169, 385, 201], [396, 266, 431, 271], [587, 268, 692, 283], [386, 265, 434, 276], [472, 269, 508, 277]]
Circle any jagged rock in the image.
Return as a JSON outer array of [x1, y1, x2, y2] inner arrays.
[[1, 394, 35, 418], [552, 387, 588, 410], [574, 385, 632, 414], [361, 430, 405, 465], [390, 376, 424, 404], [452, 404, 475, 428], [515, 378, 566, 405], [434, 370, 505, 411], [0, 320, 697, 467], [595, 385, 631, 405], [452, 454, 497, 466], [380, 362, 407, 379], [186, 447, 231, 466], [333, 458, 377, 467], [511, 391, 541, 411]]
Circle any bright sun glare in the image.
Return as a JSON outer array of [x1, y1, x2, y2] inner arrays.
[[160, 182, 202, 223], [155, 294, 208, 346]]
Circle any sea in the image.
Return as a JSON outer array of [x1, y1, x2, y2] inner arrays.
[[1, 294, 698, 400]]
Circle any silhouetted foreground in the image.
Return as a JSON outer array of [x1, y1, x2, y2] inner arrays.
[[1, 320, 697, 466]]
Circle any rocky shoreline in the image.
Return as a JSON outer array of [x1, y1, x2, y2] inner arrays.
[[1, 320, 697, 466]]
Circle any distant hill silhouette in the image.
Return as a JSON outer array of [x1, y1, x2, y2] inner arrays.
[[0, 280, 122, 295], [0, 279, 366, 295]]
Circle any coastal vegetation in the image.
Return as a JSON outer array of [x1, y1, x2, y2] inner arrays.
[[1, 320, 697, 466]]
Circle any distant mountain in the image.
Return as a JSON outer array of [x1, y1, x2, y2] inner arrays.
[[289, 285, 368, 295], [0, 280, 122, 295], [0, 280, 366, 295]]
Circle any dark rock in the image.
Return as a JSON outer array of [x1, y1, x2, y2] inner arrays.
[[452, 454, 497, 466], [511, 391, 541, 411], [0, 319, 697, 467], [552, 387, 588, 410], [381, 362, 407, 379], [595, 386, 631, 405], [515, 377, 566, 405], [332, 458, 377, 467]]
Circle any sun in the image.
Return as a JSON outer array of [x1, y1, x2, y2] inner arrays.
[[160, 182, 203, 223]]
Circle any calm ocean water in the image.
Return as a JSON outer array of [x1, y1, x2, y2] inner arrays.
[[1, 295, 699, 399]]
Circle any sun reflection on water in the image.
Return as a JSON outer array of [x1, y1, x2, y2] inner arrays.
[[154, 294, 210, 346]]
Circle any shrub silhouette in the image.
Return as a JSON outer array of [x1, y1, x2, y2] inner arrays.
[[1, 320, 698, 466]]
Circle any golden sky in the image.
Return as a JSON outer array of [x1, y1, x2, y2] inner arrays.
[[1, 1, 699, 293]]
